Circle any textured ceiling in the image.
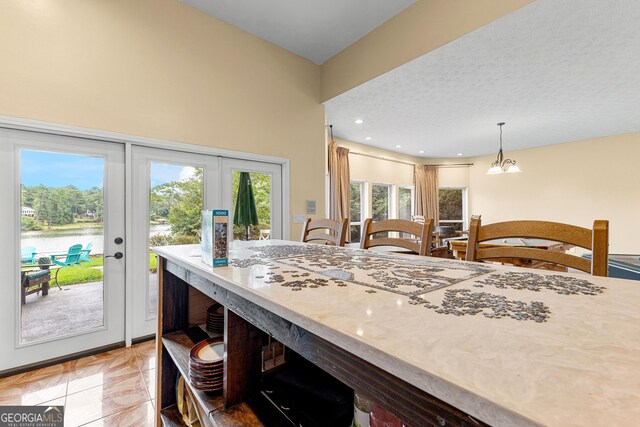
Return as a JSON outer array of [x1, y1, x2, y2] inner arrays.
[[181, 0, 415, 64], [325, 0, 640, 158]]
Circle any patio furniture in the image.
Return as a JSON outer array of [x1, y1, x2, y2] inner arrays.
[[21, 246, 37, 264], [79, 242, 93, 262], [21, 257, 51, 304], [50, 244, 83, 288]]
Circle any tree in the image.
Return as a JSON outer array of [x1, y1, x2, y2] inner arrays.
[[64, 185, 86, 216], [84, 187, 104, 221], [32, 187, 73, 226], [372, 185, 389, 220], [150, 168, 204, 238]]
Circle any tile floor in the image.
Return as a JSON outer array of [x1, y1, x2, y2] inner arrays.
[[0, 340, 157, 426]]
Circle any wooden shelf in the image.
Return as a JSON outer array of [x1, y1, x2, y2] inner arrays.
[[162, 331, 225, 417], [160, 405, 184, 427]]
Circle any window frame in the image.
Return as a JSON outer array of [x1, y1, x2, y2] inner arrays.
[[438, 186, 468, 230]]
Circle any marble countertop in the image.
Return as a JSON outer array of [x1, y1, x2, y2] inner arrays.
[[154, 240, 640, 427]]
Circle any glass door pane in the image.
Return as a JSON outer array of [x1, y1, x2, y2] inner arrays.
[[130, 147, 218, 340], [148, 163, 204, 317], [20, 150, 107, 343], [231, 171, 271, 240], [221, 158, 283, 241]]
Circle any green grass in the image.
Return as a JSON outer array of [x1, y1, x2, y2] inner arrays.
[[46, 222, 103, 231], [24, 253, 159, 287]]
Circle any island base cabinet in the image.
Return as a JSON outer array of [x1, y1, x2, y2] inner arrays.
[[156, 256, 489, 427]]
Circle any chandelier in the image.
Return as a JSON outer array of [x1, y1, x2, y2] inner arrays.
[[487, 122, 521, 174]]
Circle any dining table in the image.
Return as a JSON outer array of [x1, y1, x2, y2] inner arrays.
[[154, 240, 640, 427]]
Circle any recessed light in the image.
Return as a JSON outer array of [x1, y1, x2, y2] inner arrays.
[[354, 119, 364, 124], [365, 137, 372, 140], [395, 145, 402, 148], [457, 153, 463, 156], [418, 150, 425, 154]]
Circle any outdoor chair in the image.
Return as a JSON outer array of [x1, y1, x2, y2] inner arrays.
[[50, 244, 84, 289], [79, 242, 93, 262], [21, 246, 37, 264]]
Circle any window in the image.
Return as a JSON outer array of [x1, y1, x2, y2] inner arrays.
[[350, 181, 364, 243], [398, 186, 414, 220], [372, 184, 391, 221], [438, 188, 466, 231]]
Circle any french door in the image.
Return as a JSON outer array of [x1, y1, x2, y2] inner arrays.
[[130, 151, 284, 339], [0, 129, 125, 371]]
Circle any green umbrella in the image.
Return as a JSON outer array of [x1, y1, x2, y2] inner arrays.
[[233, 172, 259, 240]]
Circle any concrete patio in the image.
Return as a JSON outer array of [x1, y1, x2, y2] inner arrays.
[[21, 275, 158, 343]]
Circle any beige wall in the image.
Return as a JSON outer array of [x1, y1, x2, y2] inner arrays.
[[467, 133, 640, 253], [321, 0, 533, 102], [0, 0, 325, 239]]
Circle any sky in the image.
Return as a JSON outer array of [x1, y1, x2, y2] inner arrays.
[[21, 150, 196, 190], [150, 163, 196, 188], [21, 150, 104, 190]]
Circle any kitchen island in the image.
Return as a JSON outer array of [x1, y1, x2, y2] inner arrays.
[[154, 240, 640, 427]]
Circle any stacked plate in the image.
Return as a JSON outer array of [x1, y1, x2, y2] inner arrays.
[[206, 303, 224, 334], [189, 338, 224, 393]]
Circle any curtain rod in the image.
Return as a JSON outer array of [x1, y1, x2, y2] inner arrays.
[[348, 151, 473, 168]]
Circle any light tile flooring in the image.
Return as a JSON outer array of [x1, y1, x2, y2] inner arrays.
[[0, 340, 157, 427]]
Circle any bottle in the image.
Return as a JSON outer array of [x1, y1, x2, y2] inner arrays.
[[353, 391, 372, 427], [369, 404, 402, 427]]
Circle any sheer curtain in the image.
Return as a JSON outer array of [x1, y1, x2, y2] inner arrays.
[[415, 165, 439, 225], [328, 140, 351, 235]]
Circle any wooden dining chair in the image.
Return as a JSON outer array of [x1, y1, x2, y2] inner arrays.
[[466, 218, 609, 276], [301, 218, 348, 247], [360, 218, 435, 256]]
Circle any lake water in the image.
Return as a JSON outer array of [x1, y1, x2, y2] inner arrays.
[[21, 224, 171, 256]]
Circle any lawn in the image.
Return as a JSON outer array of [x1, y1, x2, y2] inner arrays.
[[25, 253, 158, 287]]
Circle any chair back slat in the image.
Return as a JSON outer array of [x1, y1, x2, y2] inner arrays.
[[301, 218, 347, 246], [360, 218, 434, 256], [476, 247, 592, 273], [363, 237, 421, 254], [467, 218, 609, 276], [477, 221, 593, 249]]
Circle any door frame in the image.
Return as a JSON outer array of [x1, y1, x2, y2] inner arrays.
[[0, 114, 290, 348], [0, 129, 126, 370]]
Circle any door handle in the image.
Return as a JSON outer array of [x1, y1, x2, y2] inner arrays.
[[105, 252, 124, 260]]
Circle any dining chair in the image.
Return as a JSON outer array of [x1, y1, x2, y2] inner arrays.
[[360, 218, 435, 256], [466, 218, 609, 276], [301, 218, 348, 247]]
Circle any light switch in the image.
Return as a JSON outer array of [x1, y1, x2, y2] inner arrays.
[[305, 200, 317, 215], [293, 214, 306, 224]]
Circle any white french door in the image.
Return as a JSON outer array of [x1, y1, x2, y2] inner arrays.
[[130, 147, 220, 339], [0, 129, 125, 371], [130, 152, 284, 339]]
